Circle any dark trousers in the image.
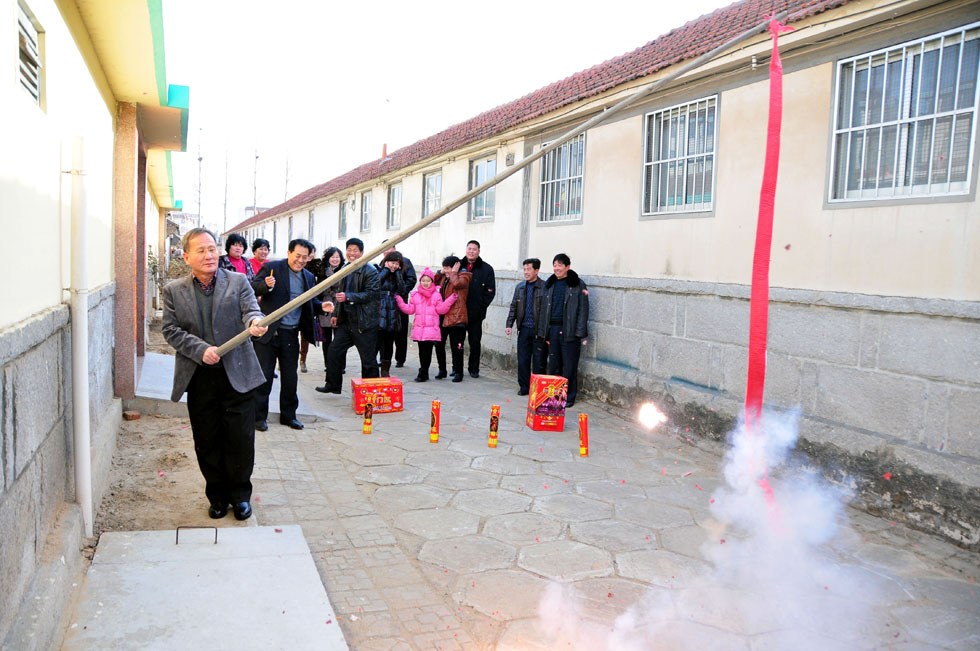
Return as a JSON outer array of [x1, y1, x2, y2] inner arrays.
[[377, 329, 397, 364], [326, 324, 379, 390], [255, 327, 300, 422], [186, 365, 255, 505], [466, 317, 485, 373], [394, 312, 410, 364], [437, 325, 466, 374], [417, 341, 436, 374], [320, 326, 334, 369], [547, 324, 582, 403], [516, 327, 546, 393]]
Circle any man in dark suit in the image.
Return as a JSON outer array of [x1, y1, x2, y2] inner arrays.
[[251, 238, 324, 431], [505, 257, 547, 396], [162, 228, 267, 521], [462, 240, 495, 377]]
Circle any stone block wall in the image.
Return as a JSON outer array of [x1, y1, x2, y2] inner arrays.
[[484, 274, 980, 550], [0, 284, 121, 650]]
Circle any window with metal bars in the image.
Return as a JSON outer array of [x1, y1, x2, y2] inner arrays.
[[338, 200, 348, 238], [422, 171, 441, 221], [360, 191, 372, 232], [643, 96, 717, 215], [830, 23, 980, 201], [308, 210, 315, 241], [18, 2, 41, 105], [387, 184, 402, 230], [538, 134, 585, 223], [468, 155, 496, 221]]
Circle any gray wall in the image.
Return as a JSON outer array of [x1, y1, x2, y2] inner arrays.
[[484, 273, 980, 551], [0, 284, 121, 650]]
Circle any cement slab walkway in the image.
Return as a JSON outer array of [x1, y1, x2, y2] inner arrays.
[[62, 525, 348, 650], [105, 348, 978, 650]]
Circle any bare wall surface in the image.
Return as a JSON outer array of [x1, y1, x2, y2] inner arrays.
[[0, 287, 121, 650], [485, 272, 980, 550]]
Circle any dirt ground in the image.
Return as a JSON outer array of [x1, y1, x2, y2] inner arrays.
[[94, 319, 225, 534]]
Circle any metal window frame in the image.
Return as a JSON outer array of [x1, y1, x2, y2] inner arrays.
[[422, 170, 442, 221], [467, 154, 497, 221], [642, 95, 718, 216], [387, 183, 402, 230], [360, 190, 372, 232], [338, 201, 347, 238], [829, 22, 980, 202], [18, 1, 42, 105], [538, 133, 586, 223]]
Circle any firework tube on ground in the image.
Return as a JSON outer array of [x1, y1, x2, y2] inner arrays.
[[579, 413, 589, 457], [363, 400, 373, 435], [430, 400, 441, 443], [488, 404, 500, 448]]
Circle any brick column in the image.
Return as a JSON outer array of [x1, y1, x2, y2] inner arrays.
[[113, 103, 138, 399], [136, 149, 147, 356]]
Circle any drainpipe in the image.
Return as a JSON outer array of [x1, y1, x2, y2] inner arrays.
[[68, 137, 93, 538]]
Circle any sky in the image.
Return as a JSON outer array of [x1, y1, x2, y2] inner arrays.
[[164, 0, 737, 232]]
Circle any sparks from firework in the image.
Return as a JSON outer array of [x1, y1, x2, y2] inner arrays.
[[638, 403, 668, 429]]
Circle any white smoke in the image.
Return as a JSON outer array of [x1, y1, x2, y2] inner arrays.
[[528, 410, 889, 650]]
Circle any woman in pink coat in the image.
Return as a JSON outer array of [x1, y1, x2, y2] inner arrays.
[[396, 268, 457, 382]]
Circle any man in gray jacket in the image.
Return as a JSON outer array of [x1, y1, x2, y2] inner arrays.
[[162, 228, 267, 521], [505, 258, 546, 396], [538, 253, 590, 408]]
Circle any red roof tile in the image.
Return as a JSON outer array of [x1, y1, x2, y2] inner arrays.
[[227, 0, 849, 234]]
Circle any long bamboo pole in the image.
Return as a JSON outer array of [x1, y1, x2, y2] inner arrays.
[[216, 12, 786, 356]]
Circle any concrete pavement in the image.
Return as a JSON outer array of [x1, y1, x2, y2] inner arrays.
[[119, 350, 979, 649]]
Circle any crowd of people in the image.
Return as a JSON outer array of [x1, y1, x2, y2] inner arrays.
[[162, 228, 590, 522]]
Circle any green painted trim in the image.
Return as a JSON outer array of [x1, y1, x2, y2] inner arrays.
[[147, 0, 167, 104]]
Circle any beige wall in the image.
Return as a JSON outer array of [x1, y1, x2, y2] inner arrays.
[[1, 0, 115, 330], [520, 61, 978, 302]]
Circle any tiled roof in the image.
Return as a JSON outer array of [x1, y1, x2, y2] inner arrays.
[[227, 0, 849, 234]]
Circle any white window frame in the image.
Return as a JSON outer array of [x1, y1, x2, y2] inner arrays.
[[360, 191, 372, 232], [308, 210, 315, 241], [18, 2, 42, 106], [387, 183, 402, 230], [642, 95, 717, 216], [338, 199, 348, 238], [468, 154, 496, 221], [538, 134, 585, 223], [830, 23, 980, 202], [422, 170, 442, 222]]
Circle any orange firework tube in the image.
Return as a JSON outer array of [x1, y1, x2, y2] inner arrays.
[[363, 400, 373, 435], [488, 404, 500, 448], [579, 413, 589, 457], [430, 400, 441, 443]]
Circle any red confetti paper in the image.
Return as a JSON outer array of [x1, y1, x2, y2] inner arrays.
[[682, 471, 693, 477], [883, 472, 893, 480], [274, 527, 283, 533], [694, 484, 703, 491]]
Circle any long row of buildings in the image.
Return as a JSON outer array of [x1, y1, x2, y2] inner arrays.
[[1, 0, 977, 648]]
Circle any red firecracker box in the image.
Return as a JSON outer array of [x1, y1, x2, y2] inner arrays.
[[351, 377, 404, 415], [526, 374, 567, 431]]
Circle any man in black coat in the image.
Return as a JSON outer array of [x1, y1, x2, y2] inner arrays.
[[505, 257, 547, 396], [462, 240, 495, 377], [251, 238, 323, 430], [317, 237, 381, 395], [538, 253, 590, 408]]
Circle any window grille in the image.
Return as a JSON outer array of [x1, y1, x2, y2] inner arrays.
[[360, 191, 371, 232], [423, 171, 442, 220], [18, 3, 41, 105], [830, 23, 980, 201], [387, 184, 402, 230], [643, 96, 717, 215], [338, 200, 347, 238], [468, 156, 496, 220], [539, 134, 585, 222]]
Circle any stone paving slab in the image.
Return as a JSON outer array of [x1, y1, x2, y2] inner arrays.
[[124, 351, 980, 650]]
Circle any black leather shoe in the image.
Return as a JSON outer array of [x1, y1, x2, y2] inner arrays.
[[395, 361, 405, 368], [281, 418, 305, 430], [315, 384, 341, 394], [518, 389, 529, 396], [208, 503, 228, 519], [255, 420, 268, 432], [233, 501, 252, 521], [469, 370, 480, 378], [435, 370, 447, 380], [452, 374, 463, 383], [565, 400, 575, 408]]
